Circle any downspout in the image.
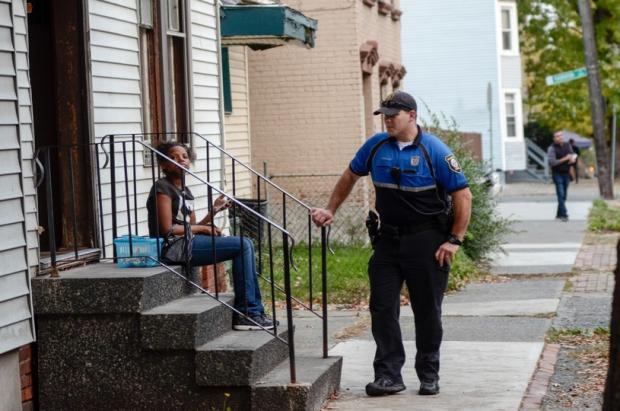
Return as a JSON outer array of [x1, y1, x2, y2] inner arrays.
[[215, 1, 228, 192]]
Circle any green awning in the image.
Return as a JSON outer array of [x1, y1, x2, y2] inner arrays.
[[220, 5, 318, 50]]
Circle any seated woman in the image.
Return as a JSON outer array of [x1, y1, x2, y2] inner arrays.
[[146, 141, 274, 331]]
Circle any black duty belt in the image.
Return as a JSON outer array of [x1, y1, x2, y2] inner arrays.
[[381, 220, 440, 236]]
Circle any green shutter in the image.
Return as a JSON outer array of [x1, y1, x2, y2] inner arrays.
[[222, 47, 232, 114]]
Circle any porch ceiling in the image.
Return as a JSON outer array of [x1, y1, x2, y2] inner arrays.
[[220, 5, 318, 50]]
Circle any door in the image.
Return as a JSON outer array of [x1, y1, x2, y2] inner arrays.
[[29, 0, 96, 262]]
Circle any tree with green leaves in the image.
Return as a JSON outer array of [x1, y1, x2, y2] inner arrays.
[[519, 0, 619, 137]]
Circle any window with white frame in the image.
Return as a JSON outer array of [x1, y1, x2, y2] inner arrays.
[[500, 4, 519, 54], [504, 92, 517, 138]]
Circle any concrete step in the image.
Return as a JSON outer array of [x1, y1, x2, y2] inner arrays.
[[140, 293, 235, 350], [251, 356, 343, 411], [195, 327, 290, 387], [33, 263, 188, 314]]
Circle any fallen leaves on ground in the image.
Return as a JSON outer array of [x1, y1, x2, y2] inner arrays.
[[333, 315, 371, 341], [547, 329, 609, 408], [475, 274, 511, 284]]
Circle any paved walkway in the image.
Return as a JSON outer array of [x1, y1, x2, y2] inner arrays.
[[324, 181, 601, 411]]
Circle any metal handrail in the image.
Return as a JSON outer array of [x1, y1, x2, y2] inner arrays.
[[106, 132, 312, 210], [525, 137, 547, 158], [35, 139, 293, 236], [525, 138, 550, 179], [34, 136, 332, 383], [135, 139, 325, 315], [103, 132, 335, 310]]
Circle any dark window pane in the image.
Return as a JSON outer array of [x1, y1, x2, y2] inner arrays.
[[222, 47, 232, 114], [507, 117, 516, 137], [503, 32, 511, 50]]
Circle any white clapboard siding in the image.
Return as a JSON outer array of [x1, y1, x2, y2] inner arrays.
[[88, 0, 226, 255], [224, 46, 251, 198], [189, 0, 226, 218], [14, 0, 36, 271], [88, 0, 144, 254], [402, 0, 506, 170], [0, 0, 35, 355], [89, 0, 142, 141]]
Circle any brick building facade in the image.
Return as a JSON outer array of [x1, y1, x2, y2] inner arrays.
[[247, 0, 404, 215]]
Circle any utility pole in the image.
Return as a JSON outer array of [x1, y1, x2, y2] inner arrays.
[[577, 0, 613, 198], [487, 82, 494, 170]]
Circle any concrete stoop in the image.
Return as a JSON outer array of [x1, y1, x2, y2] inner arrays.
[[33, 263, 342, 410]]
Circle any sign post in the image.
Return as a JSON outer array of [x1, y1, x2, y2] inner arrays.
[[545, 67, 587, 86]]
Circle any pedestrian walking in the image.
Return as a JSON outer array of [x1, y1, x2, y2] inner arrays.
[[311, 91, 472, 397], [547, 131, 576, 222]]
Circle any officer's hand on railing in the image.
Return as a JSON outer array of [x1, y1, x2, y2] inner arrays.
[[435, 242, 459, 267], [311, 208, 334, 227]]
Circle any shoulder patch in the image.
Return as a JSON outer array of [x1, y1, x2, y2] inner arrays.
[[445, 154, 462, 173]]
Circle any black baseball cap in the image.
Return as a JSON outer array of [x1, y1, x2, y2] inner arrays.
[[373, 91, 417, 116]]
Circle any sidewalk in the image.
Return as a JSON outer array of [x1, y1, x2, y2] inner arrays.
[[537, 230, 616, 410], [321, 181, 601, 411]]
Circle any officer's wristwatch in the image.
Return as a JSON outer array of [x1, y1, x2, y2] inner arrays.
[[447, 234, 463, 246]]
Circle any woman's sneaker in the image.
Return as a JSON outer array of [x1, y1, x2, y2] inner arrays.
[[233, 314, 276, 331]]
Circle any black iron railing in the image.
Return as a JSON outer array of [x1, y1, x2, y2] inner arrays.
[[34, 133, 331, 383]]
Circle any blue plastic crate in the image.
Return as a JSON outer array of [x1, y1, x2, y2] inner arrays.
[[113, 236, 163, 268]]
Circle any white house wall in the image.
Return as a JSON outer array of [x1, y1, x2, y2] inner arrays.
[[87, 0, 223, 251], [401, 0, 504, 170], [499, 58, 526, 170], [223, 45, 252, 199], [189, 0, 224, 219], [498, 0, 526, 171], [0, 0, 35, 355], [501, 56, 522, 89]]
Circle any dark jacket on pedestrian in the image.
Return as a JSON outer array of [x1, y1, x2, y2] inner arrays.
[[547, 143, 574, 175]]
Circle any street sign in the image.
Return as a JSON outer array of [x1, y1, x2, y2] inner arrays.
[[545, 67, 587, 86]]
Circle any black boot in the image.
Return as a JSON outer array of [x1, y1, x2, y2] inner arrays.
[[419, 379, 440, 395], [365, 377, 406, 396]]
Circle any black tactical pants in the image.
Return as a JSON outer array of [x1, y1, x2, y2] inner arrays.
[[368, 227, 449, 384]]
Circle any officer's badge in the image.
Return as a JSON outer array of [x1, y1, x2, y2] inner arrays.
[[410, 156, 420, 166], [445, 154, 462, 173]]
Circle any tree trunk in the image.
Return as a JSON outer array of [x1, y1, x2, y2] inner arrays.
[[603, 240, 620, 409], [577, 0, 613, 199]]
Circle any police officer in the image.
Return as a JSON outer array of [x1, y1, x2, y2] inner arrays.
[[312, 91, 472, 397]]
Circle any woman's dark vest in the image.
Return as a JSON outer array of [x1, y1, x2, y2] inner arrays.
[[552, 143, 572, 175]]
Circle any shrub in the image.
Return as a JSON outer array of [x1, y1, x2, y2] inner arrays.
[[588, 199, 620, 232], [524, 120, 554, 149], [448, 251, 478, 291], [422, 110, 512, 262]]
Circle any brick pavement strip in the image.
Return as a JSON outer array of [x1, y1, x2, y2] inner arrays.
[[572, 232, 618, 293], [520, 344, 560, 411], [572, 271, 615, 293], [522, 230, 616, 409], [574, 244, 617, 272]]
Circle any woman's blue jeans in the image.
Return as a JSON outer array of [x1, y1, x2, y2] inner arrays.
[[552, 173, 570, 218], [190, 235, 264, 316]]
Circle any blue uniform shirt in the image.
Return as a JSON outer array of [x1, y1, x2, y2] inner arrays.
[[349, 127, 469, 226]]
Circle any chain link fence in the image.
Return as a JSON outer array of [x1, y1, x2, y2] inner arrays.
[[266, 173, 373, 246], [225, 172, 374, 305]]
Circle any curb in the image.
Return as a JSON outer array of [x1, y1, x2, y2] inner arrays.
[[519, 343, 561, 410]]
